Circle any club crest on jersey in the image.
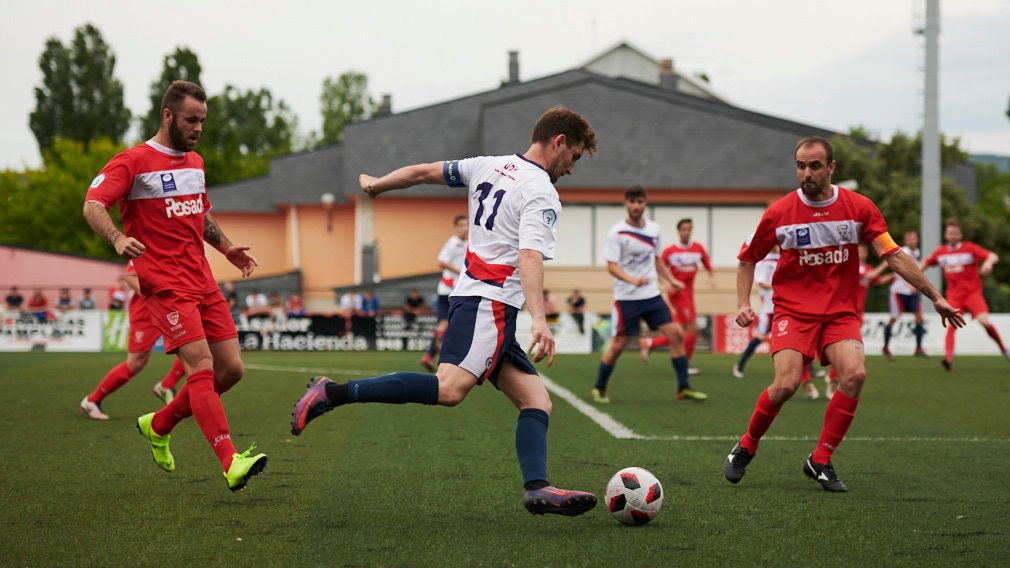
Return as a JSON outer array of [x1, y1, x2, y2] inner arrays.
[[796, 227, 812, 246], [541, 209, 558, 227], [485, 357, 494, 370], [167, 312, 180, 326], [837, 224, 850, 242], [90, 173, 106, 188], [777, 320, 789, 336], [161, 173, 177, 192]]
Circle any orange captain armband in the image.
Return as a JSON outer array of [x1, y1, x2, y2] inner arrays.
[[871, 232, 901, 256]]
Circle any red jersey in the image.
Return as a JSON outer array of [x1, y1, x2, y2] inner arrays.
[[660, 241, 711, 291], [923, 241, 991, 297], [739, 187, 899, 320], [856, 261, 874, 313], [86, 140, 216, 296]]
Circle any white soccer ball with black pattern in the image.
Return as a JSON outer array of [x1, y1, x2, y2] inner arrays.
[[605, 467, 663, 525]]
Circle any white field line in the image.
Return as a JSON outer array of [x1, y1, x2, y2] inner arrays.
[[246, 364, 1010, 443]]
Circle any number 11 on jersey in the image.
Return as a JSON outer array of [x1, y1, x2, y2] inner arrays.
[[474, 182, 505, 231]]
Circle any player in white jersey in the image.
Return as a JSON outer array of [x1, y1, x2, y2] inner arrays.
[[733, 244, 780, 378], [592, 186, 707, 403], [421, 215, 468, 371], [878, 230, 927, 358], [292, 107, 601, 517]]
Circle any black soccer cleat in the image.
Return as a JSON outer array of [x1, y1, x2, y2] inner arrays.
[[523, 486, 597, 517], [724, 443, 753, 484], [803, 455, 848, 492], [941, 359, 953, 372]]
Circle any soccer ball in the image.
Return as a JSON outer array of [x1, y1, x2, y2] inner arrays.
[[605, 467, 663, 525]]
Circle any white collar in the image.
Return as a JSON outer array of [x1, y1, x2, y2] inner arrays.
[[796, 185, 839, 208], [145, 139, 185, 157]]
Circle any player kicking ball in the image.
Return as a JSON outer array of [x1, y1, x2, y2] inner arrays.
[[292, 107, 599, 516], [723, 137, 963, 492]]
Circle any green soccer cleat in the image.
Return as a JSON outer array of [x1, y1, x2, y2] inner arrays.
[[590, 387, 610, 404], [136, 412, 174, 472], [224, 444, 268, 492], [676, 388, 708, 402]]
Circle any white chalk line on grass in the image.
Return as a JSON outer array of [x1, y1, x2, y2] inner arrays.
[[245, 363, 1010, 444]]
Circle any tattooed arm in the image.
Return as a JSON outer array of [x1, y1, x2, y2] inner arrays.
[[83, 201, 145, 258], [204, 211, 258, 277]]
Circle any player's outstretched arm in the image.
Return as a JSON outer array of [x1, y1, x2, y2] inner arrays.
[[360, 162, 445, 198], [518, 249, 556, 367], [885, 250, 965, 328], [204, 211, 258, 278], [980, 251, 998, 276], [654, 257, 684, 291], [607, 262, 648, 287], [83, 201, 145, 258], [735, 262, 757, 327]]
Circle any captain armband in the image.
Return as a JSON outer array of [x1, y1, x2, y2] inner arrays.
[[871, 232, 901, 256]]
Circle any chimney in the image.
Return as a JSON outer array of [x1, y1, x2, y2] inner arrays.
[[375, 94, 392, 117], [659, 58, 679, 91], [507, 50, 520, 84]]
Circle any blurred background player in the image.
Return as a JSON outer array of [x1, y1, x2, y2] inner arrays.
[[292, 107, 600, 517], [733, 242, 778, 379], [592, 187, 705, 404], [823, 243, 883, 397], [878, 230, 927, 358], [421, 215, 468, 371], [724, 137, 963, 492], [80, 261, 186, 420], [639, 218, 714, 374], [83, 80, 266, 491], [922, 219, 1007, 370]]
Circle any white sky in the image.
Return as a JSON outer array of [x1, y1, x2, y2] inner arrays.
[[2, 0, 1008, 170]]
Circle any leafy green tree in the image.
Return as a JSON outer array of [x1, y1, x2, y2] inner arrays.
[[199, 86, 297, 186], [0, 138, 125, 258], [29, 23, 130, 154], [318, 72, 376, 146], [142, 47, 203, 136]]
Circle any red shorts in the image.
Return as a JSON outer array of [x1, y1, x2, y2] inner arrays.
[[127, 297, 161, 353], [144, 288, 238, 353], [769, 312, 862, 366], [667, 290, 696, 326], [948, 290, 989, 318]]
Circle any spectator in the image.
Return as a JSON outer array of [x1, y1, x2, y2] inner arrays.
[[286, 293, 306, 317], [268, 290, 286, 323], [108, 280, 128, 310], [56, 288, 74, 312], [221, 281, 240, 323], [567, 288, 587, 334], [27, 288, 49, 322], [4, 286, 24, 311], [245, 289, 269, 315], [78, 288, 96, 310], [403, 288, 425, 329], [360, 289, 380, 340], [339, 290, 363, 335], [543, 289, 560, 323]]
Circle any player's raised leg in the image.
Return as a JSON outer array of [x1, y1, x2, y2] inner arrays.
[[593, 333, 626, 404], [658, 321, 705, 401], [82, 350, 151, 420], [805, 339, 865, 492], [153, 357, 186, 404], [497, 362, 597, 516]]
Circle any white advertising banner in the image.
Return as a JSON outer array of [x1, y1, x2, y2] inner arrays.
[[0, 310, 103, 352], [860, 312, 1010, 356], [515, 312, 596, 355]]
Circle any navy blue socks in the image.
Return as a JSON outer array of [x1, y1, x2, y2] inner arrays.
[[883, 324, 893, 348], [672, 356, 690, 391], [738, 337, 762, 370], [325, 372, 438, 405], [913, 324, 926, 348], [595, 362, 614, 390], [516, 408, 549, 488]]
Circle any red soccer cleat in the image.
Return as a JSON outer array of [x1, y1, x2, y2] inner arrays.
[[290, 376, 335, 436]]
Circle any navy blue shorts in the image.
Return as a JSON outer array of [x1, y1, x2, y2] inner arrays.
[[611, 296, 673, 337], [436, 294, 451, 321], [889, 292, 922, 317], [440, 296, 537, 387]]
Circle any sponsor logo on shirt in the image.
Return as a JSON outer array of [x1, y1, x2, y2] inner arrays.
[[164, 197, 205, 218], [796, 227, 812, 246], [90, 174, 106, 188], [837, 224, 850, 242], [161, 173, 178, 192], [798, 246, 850, 266], [541, 209, 557, 227]]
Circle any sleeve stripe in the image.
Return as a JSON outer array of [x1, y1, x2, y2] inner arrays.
[[872, 232, 901, 256]]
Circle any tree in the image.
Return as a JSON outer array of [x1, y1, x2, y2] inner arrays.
[[318, 72, 376, 146], [142, 47, 203, 137], [29, 23, 130, 154], [199, 86, 297, 186]]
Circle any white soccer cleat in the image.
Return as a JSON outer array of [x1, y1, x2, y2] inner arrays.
[[152, 382, 175, 405], [80, 396, 109, 420], [732, 364, 744, 379], [803, 381, 820, 400], [687, 367, 700, 376], [824, 377, 837, 398]]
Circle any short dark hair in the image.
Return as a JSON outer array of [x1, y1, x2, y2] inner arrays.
[[162, 80, 207, 115], [624, 186, 646, 201], [795, 136, 834, 163], [677, 218, 693, 229], [945, 218, 961, 229], [531, 106, 597, 156], [453, 214, 467, 224]]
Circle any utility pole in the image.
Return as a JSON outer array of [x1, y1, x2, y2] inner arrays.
[[920, 0, 942, 291]]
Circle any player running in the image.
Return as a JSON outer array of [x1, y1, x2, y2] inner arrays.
[[420, 215, 468, 371], [879, 230, 927, 359], [80, 261, 187, 420], [723, 137, 963, 492], [638, 218, 714, 373], [922, 219, 1007, 370], [591, 187, 706, 404], [83, 80, 267, 491], [733, 243, 778, 379], [291, 107, 600, 517]]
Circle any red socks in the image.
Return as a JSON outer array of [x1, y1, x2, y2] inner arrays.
[[740, 389, 783, 454], [812, 390, 860, 464], [88, 362, 135, 403], [150, 370, 236, 471], [983, 324, 1006, 352], [684, 333, 697, 360], [945, 326, 956, 361], [160, 358, 186, 390], [648, 335, 668, 349]]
